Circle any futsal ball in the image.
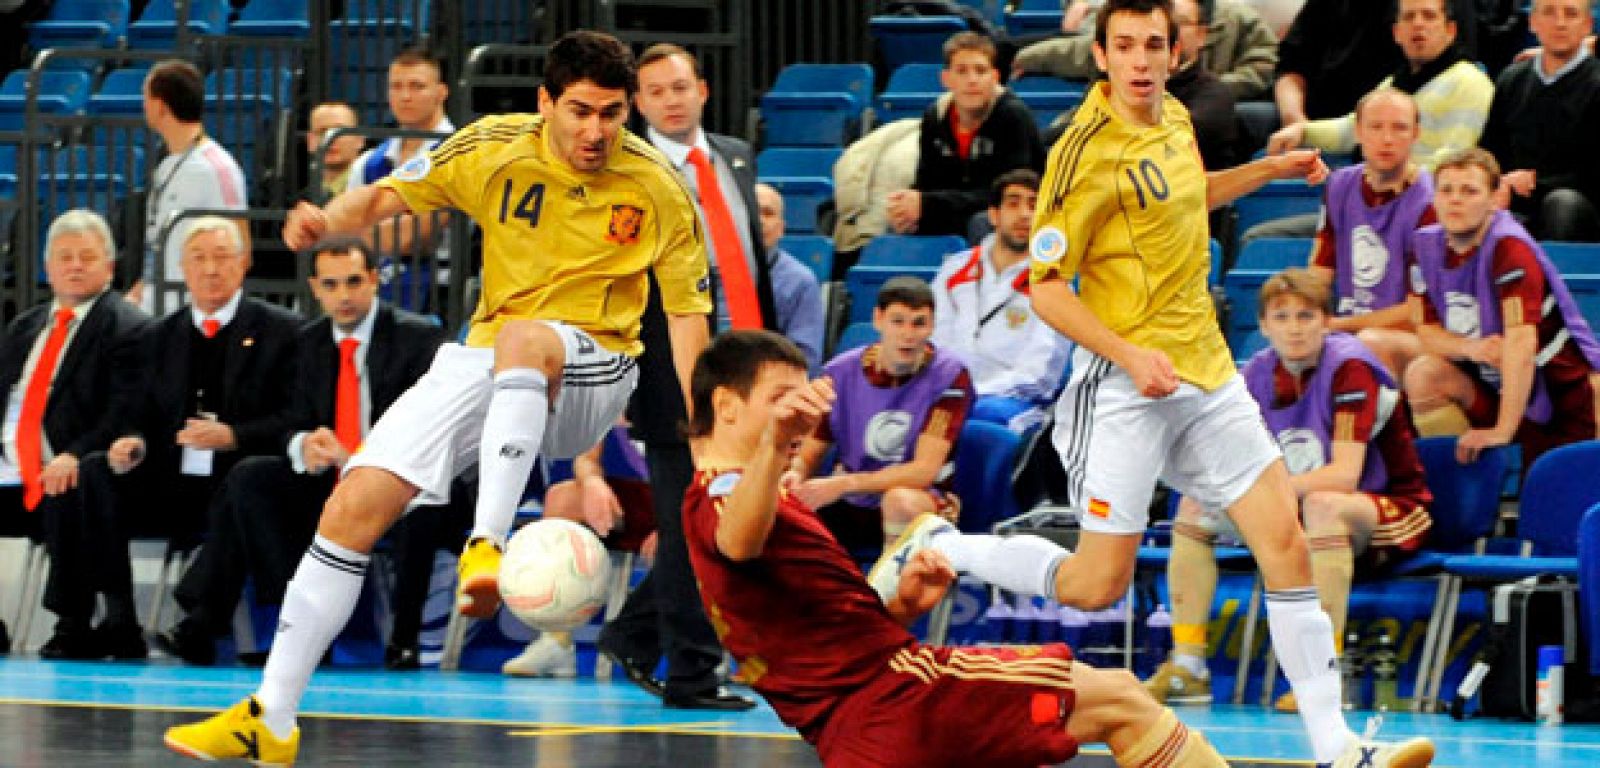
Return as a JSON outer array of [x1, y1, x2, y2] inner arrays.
[[499, 518, 611, 631]]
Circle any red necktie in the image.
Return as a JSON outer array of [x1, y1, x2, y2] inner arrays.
[[201, 318, 220, 338], [685, 147, 762, 330], [18, 308, 74, 510], [335, 337, 362, 452]]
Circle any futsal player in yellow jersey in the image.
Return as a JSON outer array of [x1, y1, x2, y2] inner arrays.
[[165, 31, 712, 765], [1025, 1, 1432, 766]]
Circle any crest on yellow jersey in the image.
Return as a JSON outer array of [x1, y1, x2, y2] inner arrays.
[[605, 204, 646, 245]]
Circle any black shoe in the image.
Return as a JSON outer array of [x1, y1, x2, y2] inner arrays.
[[236, 650, 268, 667], [384, 644, 420, 670], [663, 686, 757, 711], [39, 625, 100, 660], [598, 642, 665, 698], [95, 622, 148, 661], [151, 622, 212, 666], [0, 619, 9, 655]]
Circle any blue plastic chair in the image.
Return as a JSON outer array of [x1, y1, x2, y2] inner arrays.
[[231, 0, 311, 36], [875, 62, 943, 124], [758, 148, 841, 236], [1010, 75, 1086, 129], [778, 235, 834, 284], [0, 70, 93, 131], [760, 63, 874, 147], [87, 66, 152, 116], [1233, 237, 1313, 273], [1543, 242, 1600, 274], [845, 264, 940, 323], [1579, 503, 1600, 676], [870, 16, 968, 72], [28, 0, 129, 49], [950, 420, 1025, 533], [1221, 268, 1273, 350], [1563, 273, 1600, 329], [1232, 180, 1322, 241], [833, 321, 877, 355], [1007, 0, 1066, 35], [860, 234, 967, 269], [128, 0, 227, 49]]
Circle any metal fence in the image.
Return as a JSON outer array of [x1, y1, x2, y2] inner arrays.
[[319, 0, 438, 128], [455, 44, 546, 122]]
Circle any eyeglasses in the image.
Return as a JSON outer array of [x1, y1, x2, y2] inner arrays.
[[315, 275, 369, 290]]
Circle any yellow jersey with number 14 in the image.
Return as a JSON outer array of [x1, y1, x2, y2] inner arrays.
[[1028, 83, 1234, 391], [377, 113, 712, 356]]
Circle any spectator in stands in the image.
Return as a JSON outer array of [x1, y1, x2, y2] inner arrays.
[[1307, 89, 1437, 376], [1, 211, 149, 659], [606, 41, 765, 711], [1015, 0, 1279, 103], [502, 425, 657, 678], [790, 277, 976, 552], [1274, 0, 1406, 126], [930, 169, 1071, 435], [1269, 0, 1493, 170], [42, 217, 299, 660], [1403, 148, 1600, 470], [634, 43, 778, 334], [304, 102, 364, 203], [887, 32, 1045, 237], [139, 59, 247, 314], [1480, 0, 1600, 242], [153, 237, 447, 668], [1147, 268, 1432, 713], [755, 182, 825, 372]]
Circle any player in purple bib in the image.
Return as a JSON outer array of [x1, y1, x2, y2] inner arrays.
[[1308, 89, 1437, 377], [789, 277, 976, 552], [1149, 269, 1433, 713], [1404, 148, 1600, 468]]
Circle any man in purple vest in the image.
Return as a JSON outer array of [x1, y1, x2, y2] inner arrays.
[[788, 277, 976, 552], [1404, 147, 1600, 468], [1148, 268, 1433, 713], [1309, 89, 1438, 376]]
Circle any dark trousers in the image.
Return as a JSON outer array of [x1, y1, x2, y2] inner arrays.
[[45, 450, 221, 630], [599, 441, 723, 695], [1535, 188, 1600, 243]]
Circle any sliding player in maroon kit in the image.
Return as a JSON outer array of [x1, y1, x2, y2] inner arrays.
[[680, 330, 1229, 768]]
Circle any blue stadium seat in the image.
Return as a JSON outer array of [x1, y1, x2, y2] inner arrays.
[[760, 63, 874, 147], [757, 148, 841, 236], [128, 0, 228, 49], [874, 63, 943, 124], [1232, 237, 1313, 272], [28, 0, 130, 50], [329, 2, 433, 125], [870, 16, 967, 72], [845, 264, 939, 323], [1221, 268, 1273, 349], [859, 234, 966, 268], [204, 67, 295, 178], [834, 321, 877, 354], [0, 70, 93, 131], [950, 420, 1025, 532], [1232, 180, 1322, 240], [1579, 503, 1600, 676], [1543, 241, 1600, 274], [1010, 75, 1086, 129], [778, 234, 834, 283], [1562, 272, 1600, 329], [1007, 0, 1066, 35], [1209, 238, 1223, 283], [462, 0, 533, 46], [88, 66, 152, 116], [230, 0, 311, 36]]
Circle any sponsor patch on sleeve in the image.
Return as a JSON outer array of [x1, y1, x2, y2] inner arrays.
[[1494, 268, 1526, 286], [1031, 225, 1067, 265], [392, 154, 431, 182], [707, 471, 742, 499]]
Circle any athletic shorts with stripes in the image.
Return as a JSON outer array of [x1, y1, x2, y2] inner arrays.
[[1193, 494, 1432, 570], [1052, 347, 1281, 535], [344, 322, 638, 507], [814, 643, 1079, 768]]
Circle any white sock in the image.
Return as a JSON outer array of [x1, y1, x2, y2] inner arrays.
[[1173, 652, 1210, 679], [929, 530, 1069, 598], [1266, 588, 1355, 763], [471, 368, 549, 546], [256, 535, 369, 739]]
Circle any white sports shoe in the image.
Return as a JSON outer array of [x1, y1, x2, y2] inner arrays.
[[867, 513, 955, 603], [502, 633, 577, 678], [1319, 717, 1434, 768]]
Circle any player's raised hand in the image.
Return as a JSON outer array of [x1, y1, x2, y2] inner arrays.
[[770, 376, 836, 448], [283, 201, 330, 251], [1274, 148, 1329, 185], [1119, 346, 1180, 399], [894, 549, 956, 617]]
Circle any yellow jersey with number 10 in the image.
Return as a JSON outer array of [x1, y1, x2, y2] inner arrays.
[[1028, 83, 1234, 391], [377, 113, 712, 356]]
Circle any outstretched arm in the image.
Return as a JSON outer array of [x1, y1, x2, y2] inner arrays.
[[716, 378, 837, 562], [1207, 149, 1328, 210], [283, 185, 413, 251]]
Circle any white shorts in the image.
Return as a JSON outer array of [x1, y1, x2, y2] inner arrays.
[[345, 322, 639, 506], [1050, 347, 1281, 535]]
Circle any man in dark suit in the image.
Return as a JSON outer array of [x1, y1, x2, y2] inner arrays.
[[0, 210, 150, 658], [154, 236, 450, 666], [43, 217, 300, 659], [600, 43, 772, 710]]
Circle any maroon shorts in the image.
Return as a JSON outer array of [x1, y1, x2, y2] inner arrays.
[[1460, 365, 1599, 470], [817, 492, 961, 552], [813, 643, 1080, 768], [1357, 494, 1432, 571]]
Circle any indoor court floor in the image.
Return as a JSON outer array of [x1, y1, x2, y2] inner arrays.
[[2, 657, 1598, 766]]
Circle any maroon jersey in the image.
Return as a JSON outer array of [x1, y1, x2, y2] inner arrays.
[[682, 468, 915, 738]]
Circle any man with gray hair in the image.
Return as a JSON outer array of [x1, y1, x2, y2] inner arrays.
[[42, 216, 299, 658], [1, 209, 150, 659]]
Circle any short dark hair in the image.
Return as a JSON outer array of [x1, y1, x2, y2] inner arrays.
[[1095, 0, 1179, 50], [942, 31, 998, 68], [685, 330, 809, 439], [308, 235, 379, 272], [637, 43, 702, 79], [989, 168, 1041, 208], [545, 30, 637, 101], [876, 276, 935, 312], [146, 59, 205, 123], [391, 45, 445, 81]]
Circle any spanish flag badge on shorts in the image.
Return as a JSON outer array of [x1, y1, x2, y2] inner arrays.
[[1087, 498, 1111, 518]]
